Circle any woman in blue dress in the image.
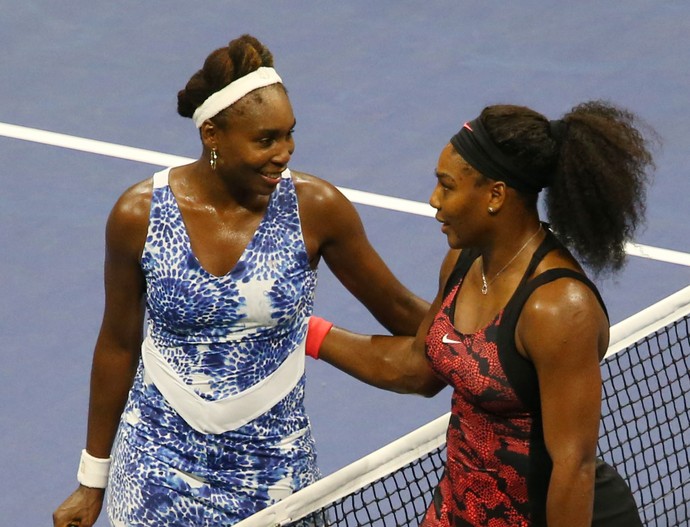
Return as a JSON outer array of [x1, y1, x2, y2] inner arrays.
[[52, 34, 428, 527]]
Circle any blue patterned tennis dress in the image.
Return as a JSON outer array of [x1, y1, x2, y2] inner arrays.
[[106, 167, 321, 526]]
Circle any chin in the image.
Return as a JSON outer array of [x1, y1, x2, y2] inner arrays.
[[441, 232, 461, 250]]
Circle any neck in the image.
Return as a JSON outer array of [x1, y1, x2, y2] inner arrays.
[[480, 222, 543, 295], [179, 161, 269, 212]]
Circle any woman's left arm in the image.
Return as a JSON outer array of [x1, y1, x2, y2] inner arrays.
[[295, 173, 430, 335], [517, 278, 610, 527]]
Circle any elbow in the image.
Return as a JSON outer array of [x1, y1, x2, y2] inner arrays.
[[392, 364, 445, 398], [385, 347, 444, 397], [415, 377, 446, 398]]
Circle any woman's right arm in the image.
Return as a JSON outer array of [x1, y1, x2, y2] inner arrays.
[[317, 249, 460, 398], [53, 181, 150, 527]]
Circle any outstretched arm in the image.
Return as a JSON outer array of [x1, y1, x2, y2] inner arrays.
[[313, 250, 460, 397]]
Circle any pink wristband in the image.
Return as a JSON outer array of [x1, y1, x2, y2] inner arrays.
[[306, 316, 334, 359]]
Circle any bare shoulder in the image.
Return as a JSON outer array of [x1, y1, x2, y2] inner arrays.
[[522, 246, 600, 322], [106, 178, 153, 251], [291, 169, 347, 209], [290, 169, 361, 243], [518, 274, 609, 360], [524, 276, 602, 320]]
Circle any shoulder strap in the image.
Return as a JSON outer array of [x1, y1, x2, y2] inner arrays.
[[509, 268, 607, 321], [152, 168, 170, 189], [505, 227, 607, 317], [443, 248, 481, 298], [517, 226, 562, 288], [498, 267, 607, 411], [509, 227, 608, 321]]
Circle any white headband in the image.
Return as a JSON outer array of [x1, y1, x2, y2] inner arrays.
[[192, 67, 283, 128]]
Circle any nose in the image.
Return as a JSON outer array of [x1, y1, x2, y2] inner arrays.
[[272, 137, 294, 167], [429, 183, 441, 210]]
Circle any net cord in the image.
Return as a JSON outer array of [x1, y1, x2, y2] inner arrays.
[[606, 283, 690, 358], [236, 283, 690, 526], [234, 414, 449, 527]]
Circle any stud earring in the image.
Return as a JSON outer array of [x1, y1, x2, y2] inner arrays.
[[210, 148, 218, 171], [488, 207, 495, 214]]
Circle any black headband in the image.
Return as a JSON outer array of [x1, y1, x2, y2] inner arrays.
[[450, 118, 548, 194]]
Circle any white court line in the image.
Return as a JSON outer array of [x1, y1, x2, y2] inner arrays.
[[2, 121, 690, 267]]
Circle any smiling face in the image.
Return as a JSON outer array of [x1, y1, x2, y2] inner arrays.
[[209, 84, 296, 196], [429, 143, 492, 249]]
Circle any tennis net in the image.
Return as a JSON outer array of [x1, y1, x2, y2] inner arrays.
[[236, 284, 690, 527]]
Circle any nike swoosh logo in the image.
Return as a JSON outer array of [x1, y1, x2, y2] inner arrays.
[[442, 333, 463, 344]]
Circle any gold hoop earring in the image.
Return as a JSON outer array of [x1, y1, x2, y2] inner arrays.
[[210, 148, 218, 171]]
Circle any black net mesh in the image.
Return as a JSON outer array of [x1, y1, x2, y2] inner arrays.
[[285, 445, 446, 526], [278, 314, 690, 526], [598, 314, 690, 526]]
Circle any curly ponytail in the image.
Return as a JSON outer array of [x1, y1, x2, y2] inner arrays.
[[546, 101, 655, 273], [480, 101, 655, 275]]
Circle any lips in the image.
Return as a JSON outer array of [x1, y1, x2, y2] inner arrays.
[[260, 172, 282, 186], [435, 215, 451, 234]]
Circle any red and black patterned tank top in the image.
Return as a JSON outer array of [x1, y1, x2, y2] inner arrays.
[[422, 230, 608, 526]]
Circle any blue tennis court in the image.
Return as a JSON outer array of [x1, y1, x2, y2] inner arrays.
[[1, 2, 689, 525]]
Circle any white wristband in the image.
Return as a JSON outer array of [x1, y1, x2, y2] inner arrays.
[[77, 449, 111, 489]]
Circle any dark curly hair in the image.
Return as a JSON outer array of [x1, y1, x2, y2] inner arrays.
[[177, 34, 276, 128], [479, 101, 655, 275]]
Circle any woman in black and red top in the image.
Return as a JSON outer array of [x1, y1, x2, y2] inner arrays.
[[308, 101, 653, 526]]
